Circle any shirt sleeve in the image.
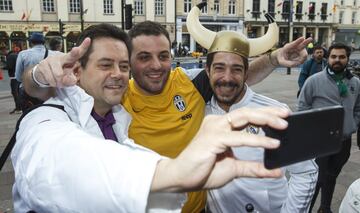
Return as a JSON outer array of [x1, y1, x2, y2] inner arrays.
[[280, 160, 318, 213], [297, 77, 315, 111], [11, 106, 169, 213], [15, 52, 24, 82]]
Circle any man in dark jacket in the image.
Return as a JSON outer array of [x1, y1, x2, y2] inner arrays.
[[6, 46, 22, 114], [297, 46, 327, 96]]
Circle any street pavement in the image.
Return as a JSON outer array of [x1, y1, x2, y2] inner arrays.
[[0, 67, 359, 212]]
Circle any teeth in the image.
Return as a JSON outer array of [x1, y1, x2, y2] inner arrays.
[[106, 85, 121, 89], [148, 73, 161, 78]]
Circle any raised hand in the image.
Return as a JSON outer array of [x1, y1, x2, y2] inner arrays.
[[276, 37, 313, 67], [34, 38, 91, 87]]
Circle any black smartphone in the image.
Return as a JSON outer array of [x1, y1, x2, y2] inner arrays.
[[263, 105, 344, 169]]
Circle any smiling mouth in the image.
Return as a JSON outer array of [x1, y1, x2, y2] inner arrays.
[[146, 73, 162, 79], [105, 85, 123, 89]]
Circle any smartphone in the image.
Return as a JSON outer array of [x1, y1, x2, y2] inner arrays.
[[263, 105, 344, 169]]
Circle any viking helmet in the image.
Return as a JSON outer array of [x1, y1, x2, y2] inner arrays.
[[186, 2, 279, 58]]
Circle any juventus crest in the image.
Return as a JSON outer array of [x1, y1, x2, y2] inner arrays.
[[173, 95, 186, 112]]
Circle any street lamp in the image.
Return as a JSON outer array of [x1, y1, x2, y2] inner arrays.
[[287, 0, 293, 75], [80, 0, 84, 32]]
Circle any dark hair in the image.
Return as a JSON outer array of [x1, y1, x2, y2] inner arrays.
[[313, 46, 324, 53], [128, 21, 171, 48], [49, 37, 62, 51], [328, 43, 352, 58], [77, 23, 131, 68], [206, 52, 249, 71]]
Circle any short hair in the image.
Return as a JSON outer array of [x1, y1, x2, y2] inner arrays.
[[49, 37, 62, 51], [128, 21, 171, 48], [77, 23, 131, 68], [328, 43, 352, 58], [313, 46, 324, 53], [206, 52, 249, 72]]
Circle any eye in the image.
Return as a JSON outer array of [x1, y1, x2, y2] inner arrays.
[[99, 63, 112, 69], [138, 54, 150, 61], [119, 63, 130, 72], [159, 53, 170, 61]]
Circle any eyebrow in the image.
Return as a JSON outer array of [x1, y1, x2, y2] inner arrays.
[[213, 62, 244, 68], [137, 50, 170, 55], [97, 58, 129, 63]]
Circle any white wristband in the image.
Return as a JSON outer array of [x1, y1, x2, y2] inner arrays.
[[31, 64, 50, 88]]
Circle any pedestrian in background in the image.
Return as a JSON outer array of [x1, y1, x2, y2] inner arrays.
[[297, 46, 327, 97], [49, 37, 63, 52], [298, 43, 360, 213], [5, 46, 22, 114], [15, 32, 56, 111]]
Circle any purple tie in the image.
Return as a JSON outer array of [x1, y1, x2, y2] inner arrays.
[[91, 109, 118, 142]]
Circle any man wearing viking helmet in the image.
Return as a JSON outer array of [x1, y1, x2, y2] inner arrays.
[[23, 3, 311, 211], [187, 4, 318, 212]]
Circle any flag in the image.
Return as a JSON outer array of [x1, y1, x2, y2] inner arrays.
[[308, 3, 314, 10], [332, 5, 337, 13], [21, 12, 26, 20], [26, 9, 33, 21], [277, 1, 283, 7], [294, 1, 298, 9]]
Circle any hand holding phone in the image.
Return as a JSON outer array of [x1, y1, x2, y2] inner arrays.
[[263, 105, 344, 169]]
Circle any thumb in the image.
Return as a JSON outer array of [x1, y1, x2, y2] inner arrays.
[[61, 37, 91, 67]]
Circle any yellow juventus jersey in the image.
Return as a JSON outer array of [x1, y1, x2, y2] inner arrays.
[[122, 67, 206, 213]]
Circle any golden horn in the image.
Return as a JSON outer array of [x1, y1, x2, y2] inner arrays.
[[248, 13, 279, 57], [186, 2, 216, 49]]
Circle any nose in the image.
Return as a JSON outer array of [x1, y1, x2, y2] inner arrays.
[[222, 68, 233, 81], [149, 57, 162, 70], [111, 66, 125, 80]]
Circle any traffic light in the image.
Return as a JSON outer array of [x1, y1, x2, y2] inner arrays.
[[125, 4, 133, 30], [58, 19, 66, 35]]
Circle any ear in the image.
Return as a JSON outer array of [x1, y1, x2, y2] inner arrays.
[[72, 61, 82, 82], [205, 64, 210, 77]]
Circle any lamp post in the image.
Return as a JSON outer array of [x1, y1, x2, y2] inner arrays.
[[80, 0, 84, 32], [287, 0, 293, 75], [121, 0, 125, 29]]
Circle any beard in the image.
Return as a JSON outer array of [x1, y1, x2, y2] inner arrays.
[[329, 62, 346, 73], [213, 81, 244, 106]]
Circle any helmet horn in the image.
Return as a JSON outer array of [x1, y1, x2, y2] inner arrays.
[[186, 2, 216, 49], [248, 13, 279, 57]]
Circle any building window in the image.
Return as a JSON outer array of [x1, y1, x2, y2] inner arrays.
[[268, 0, 275, 17], [320, 3, 327, 20], [69, 0, 80, 13], [184, 0, 191, 13], [201, 2, 208, 13], [308, 2, 315, 20], [155, 0, 164, 15], [214, 0, 220, 14], [134, 0, 144, 15], [339, 11, 344, 23], [0, 0, 12, 11], [103, 0, 113, 14], [295, 1, 303, 20], [228, 0, 236, 15], [340, 0, 344, 5], [352, 12, 356, 24], [282, 0, 290, 20], [354, 0, 357, 6], [252, 0, 260, 18], [43, 0, 55, 12]]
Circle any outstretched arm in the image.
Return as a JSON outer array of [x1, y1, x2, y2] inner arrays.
[[152, 107, 289, 192], [22, 38, 91, 101], [247, 37, 312, 86]]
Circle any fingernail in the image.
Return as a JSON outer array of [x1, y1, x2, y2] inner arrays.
[[270, 139, 280, 146], [279, 119, 288, 127]]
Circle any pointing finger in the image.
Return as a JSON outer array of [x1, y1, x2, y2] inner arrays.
[[61, 37, 91, 66]]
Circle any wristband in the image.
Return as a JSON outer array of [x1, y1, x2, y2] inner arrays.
[[268, 51, 278, 67], [31, 64, 50, 88]]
